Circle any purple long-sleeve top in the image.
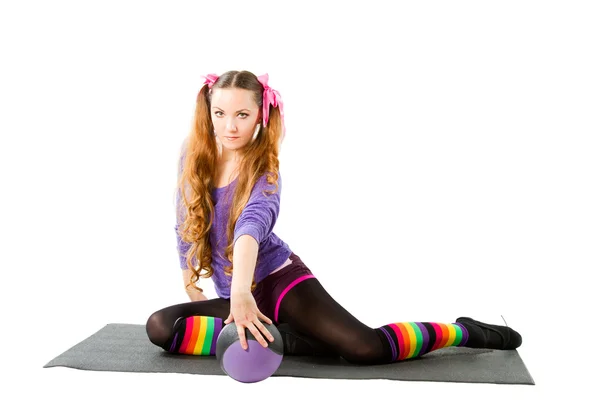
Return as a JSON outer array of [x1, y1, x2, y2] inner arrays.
[[174, 146, 292, 298]]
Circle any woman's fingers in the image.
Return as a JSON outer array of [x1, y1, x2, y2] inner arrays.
[[235, 321, 272, 349], [255, 319, 275, 343], [236, 322, 268, 349], [236, 324, 248, 350], [247, 321, 270, 347], [232, 309, 273, 349], [259, 312, 273, 326]]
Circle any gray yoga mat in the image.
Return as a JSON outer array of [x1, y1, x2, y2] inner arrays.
[[43, 323, 535, 385]]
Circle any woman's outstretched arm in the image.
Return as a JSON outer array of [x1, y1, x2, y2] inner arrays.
[[231, 234, 259, 294], [224, 234, 274, 349]]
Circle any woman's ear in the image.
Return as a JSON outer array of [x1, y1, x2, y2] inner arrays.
[[252, 123, 260, 141]]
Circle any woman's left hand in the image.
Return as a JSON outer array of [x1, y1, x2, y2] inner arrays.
[[224, 291, 274, 350]]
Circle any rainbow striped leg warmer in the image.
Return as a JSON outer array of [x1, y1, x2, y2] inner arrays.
[[376, 322, 469, 362]]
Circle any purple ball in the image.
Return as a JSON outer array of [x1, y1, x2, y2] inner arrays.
[[216, 322, 284, 383]]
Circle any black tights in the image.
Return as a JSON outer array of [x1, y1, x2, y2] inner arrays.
[[146, 277, 388, 364]]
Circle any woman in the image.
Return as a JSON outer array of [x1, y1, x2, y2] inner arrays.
[[145, 70, 522, 364]]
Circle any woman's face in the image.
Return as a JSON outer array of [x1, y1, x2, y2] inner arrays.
[[210, 88, 260, 160]]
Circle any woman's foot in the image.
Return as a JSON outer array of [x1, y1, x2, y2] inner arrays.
[[456, 317, 522, 350]]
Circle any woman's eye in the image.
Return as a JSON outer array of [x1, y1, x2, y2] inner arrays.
[[214, 111, 248, 118]]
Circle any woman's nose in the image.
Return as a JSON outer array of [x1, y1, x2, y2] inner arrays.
[[226, 119, 237, 131]]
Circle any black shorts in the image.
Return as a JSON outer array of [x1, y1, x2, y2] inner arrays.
[[251, 252, 316, 323]]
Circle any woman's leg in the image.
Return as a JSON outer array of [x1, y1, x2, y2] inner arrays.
[[145, 296, 335, 357], [146, 298, 230, 355], [277, 278, 522, 365]]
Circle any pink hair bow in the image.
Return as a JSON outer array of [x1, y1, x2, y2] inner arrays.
[[201, 73, 219, 89], [257, 73, 286, 140]]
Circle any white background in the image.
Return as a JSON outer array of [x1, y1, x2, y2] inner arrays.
[[1, 0, 598, 398]]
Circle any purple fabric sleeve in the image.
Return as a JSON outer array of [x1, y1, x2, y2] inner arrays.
[[233, 173, 282, 247]]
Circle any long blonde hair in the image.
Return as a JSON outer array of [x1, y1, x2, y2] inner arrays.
[[175, 70, 284, 294]]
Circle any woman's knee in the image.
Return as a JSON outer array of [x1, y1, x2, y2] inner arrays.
[[338, 336, 386, 365], [145, 311, 172, 348]]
